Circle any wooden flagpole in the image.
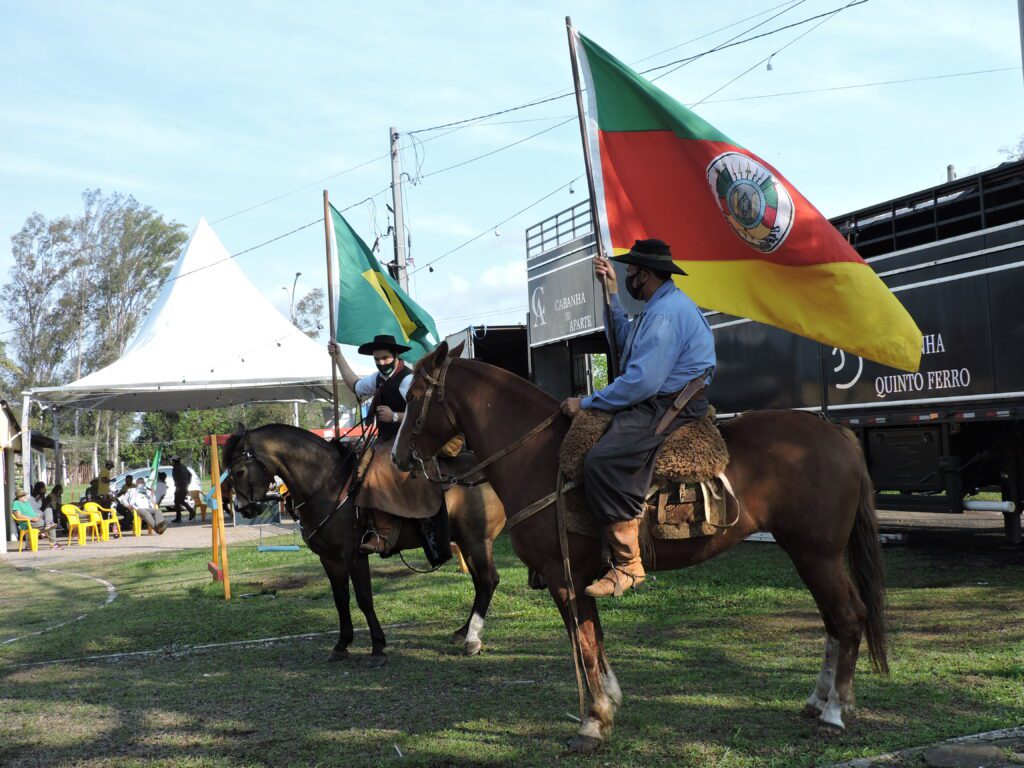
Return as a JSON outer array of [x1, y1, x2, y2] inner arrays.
[[323, 190, 342, 432], [566, 16, 619, 380]]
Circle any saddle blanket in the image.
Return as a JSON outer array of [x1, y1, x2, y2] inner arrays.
[[558, 406, 735, 541]]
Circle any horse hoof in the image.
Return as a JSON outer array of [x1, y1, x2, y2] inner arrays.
[[363, 655, 388, 669], [463, 639, 482, 656], [800, 703, 822, 719], [451, 631, 467, 646], [567, 735, 603, 754], [327, 649, 349, 663], [817, 719, 845, 735]]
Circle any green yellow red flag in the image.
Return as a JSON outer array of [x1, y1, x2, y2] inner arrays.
[[329, 203, 438, 362], [573, 30, 922, 372]]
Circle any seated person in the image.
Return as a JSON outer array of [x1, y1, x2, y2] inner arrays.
[[155, 472, 168, 508], [82, 478, 100, 502], [46, 484, 65, 534], [13, 489, 61, 549], [124, 478, 168, 534], [114, 474, 134, 527]]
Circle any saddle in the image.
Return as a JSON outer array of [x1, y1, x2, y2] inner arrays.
[[557, 406, 737, 541], [354, 435, 479, 520]]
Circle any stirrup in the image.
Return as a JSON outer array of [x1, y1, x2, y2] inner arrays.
[[359, 528, 386, 554], [586, 564, 643, 598]]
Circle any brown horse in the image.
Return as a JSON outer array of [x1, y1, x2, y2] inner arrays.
[[222, 424, 505, 662], [393, 342, 888, 752]]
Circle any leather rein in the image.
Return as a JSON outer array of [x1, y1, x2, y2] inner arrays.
[[227, 434, 353, 544], [409, 357, 562, 488]]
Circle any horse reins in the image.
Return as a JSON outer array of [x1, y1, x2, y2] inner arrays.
[[229, 434, 354, 544], [411, 357, 563, 486], [410, 357, 589, 721]]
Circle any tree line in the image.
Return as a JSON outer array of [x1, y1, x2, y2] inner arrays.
[[3, 189, 328, 487]]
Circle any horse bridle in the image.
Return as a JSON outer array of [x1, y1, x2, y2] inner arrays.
[[408, 356, 563, 486], [227, 434, 352, 544]]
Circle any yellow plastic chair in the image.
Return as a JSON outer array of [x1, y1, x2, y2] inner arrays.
[[61, 504, 99, 546], [95, 501, 123, 539], [12, 512, 40, 553], [84, 502, 121, 541], [128, 507, 153, 536]]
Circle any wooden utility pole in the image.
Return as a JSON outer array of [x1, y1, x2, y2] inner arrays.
[[322, 191, 342, 431], [566, 17, 619, 380], [389, 127, 409, 291]]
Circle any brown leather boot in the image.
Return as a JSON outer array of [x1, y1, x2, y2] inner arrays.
[[585, 519, 646, 597], [359, 513, 396, 555]]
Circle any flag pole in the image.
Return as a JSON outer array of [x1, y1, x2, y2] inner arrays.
[[566, 16, 619, 380], [322, 190, 341, 432]]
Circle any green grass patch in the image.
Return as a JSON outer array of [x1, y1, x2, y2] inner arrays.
[[1, 535, 1022, 767]]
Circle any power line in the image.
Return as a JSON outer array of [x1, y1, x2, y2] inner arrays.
[[409, 176, 583, 277], [209, 153, 391, 225], [0, 188, 391, 339], [407, 0, 861, 135], [197, 3, 872, 231], [698, 66, 1021, 104], [691, 0, 864, 107], [648, 0, 810, 82], [438, 305, 528, 324], [414, 118, 575, 182]]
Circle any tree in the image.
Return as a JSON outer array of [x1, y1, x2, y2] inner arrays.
[[1000, 135, 1024, 161], [294, 288, 325, 339], [2, 212, 79, 393]]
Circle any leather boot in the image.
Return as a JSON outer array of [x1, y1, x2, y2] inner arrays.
[[585, 519, 646, 597], [359, 513, 396, 555]]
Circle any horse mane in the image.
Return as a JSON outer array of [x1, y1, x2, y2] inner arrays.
[[420, 355, 560, 409], [222, 423, 354, 466]]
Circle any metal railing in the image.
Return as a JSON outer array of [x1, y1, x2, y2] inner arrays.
[[525, 199, 593, 259]]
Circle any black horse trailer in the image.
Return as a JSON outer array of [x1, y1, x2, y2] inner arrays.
[[525, 160, 1024, 543]]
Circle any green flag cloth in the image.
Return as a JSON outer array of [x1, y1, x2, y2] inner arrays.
[[149, 446, 162, 488], [330, 203, 438, 362]]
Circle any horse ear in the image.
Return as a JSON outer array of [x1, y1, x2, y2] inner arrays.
[[431, 341, 449, 364], [234, 421, 246, 435], [448, 340, 465, 359]]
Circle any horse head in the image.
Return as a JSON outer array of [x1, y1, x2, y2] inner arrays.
[[222, 424, 278, 519], [392, 340, 465, 472]]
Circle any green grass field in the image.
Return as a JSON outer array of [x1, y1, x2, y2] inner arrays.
[[1, 535, 1022, 767]]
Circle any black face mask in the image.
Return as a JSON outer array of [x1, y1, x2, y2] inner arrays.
[[625, 271, 646, 301], [376, 361, 396, 376]]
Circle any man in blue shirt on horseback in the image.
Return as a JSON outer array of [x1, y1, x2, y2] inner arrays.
[[561, 239, 716, 598]]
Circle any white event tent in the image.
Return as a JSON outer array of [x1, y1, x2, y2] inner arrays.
[[30, 218, 356, 412]]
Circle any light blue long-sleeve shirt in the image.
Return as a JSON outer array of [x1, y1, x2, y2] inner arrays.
[[581, 280, 716, 412]]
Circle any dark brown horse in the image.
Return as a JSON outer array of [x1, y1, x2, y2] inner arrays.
[[393, 342, 888, 752], [222, 424, 505, 663]]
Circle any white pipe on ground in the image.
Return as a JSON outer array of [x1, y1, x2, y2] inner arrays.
[[963, 500, 1016, 513]]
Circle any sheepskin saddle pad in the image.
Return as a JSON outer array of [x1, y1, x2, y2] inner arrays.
[[559, 406, 729, 487]]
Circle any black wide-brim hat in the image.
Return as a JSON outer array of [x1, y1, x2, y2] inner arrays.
[[609, 238, 687, 276], [357, 334, 412, 356]]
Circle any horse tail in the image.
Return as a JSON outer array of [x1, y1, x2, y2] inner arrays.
[[839, 426, 889, 675]]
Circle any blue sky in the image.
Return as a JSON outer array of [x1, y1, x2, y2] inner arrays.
[[2, 0, 1022, 354]]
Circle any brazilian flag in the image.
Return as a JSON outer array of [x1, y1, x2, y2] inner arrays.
[[330, 203, 438, 362]]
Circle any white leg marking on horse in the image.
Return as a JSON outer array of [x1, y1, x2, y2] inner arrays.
[[465, 611, 485, 645], [819, 685, 845, 730], [602, 667, 623, 710], [806, 635, 838, 712], [578, 718, 604, 740]]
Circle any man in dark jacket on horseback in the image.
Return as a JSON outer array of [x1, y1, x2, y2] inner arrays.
[[561, 239, 716, 598], [328, 334, 450, 565]]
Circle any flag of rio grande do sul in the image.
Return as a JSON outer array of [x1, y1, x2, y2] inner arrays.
[[573, 31, 923, 372]]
